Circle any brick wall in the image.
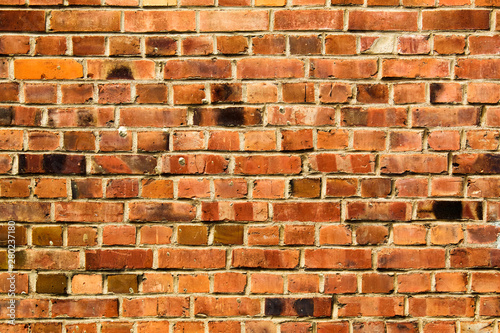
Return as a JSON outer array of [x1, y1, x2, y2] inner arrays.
[[1, 0, 500, 332]]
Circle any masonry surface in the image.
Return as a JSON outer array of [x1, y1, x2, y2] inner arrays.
[[0, 0, 499, 332]]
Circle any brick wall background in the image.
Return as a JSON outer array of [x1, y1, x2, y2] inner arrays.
[[0, 0, 500, 332]]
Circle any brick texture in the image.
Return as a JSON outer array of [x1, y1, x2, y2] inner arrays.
[[0, 0, 499, 330]]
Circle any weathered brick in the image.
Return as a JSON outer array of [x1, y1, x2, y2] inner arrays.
[[200, 10, 269, 31], [422, 10, 490, 30], [50, 11, 120, 32], [275, 9, 342, 30], [124, 11, 195, 32]]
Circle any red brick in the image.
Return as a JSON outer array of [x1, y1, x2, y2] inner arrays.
[[244, 130, 276, 151], [393, 224, 427, 245], [200, 10, 268, 31], [213, 272, 247, 293], [281, 129, 313, 151], [136, 84, 168, 104], [202, 201, 267, 221], [0, 10, 45, 31], [356, 225, 389, 245], [288, 274, 319, 293], [252, 35, 286, 55], [73, 36, 105, 56], [471, 273, 500, 293], [109, 36, 140, 56], [380, 154, 448, 174], [48, 107, 113, 127], [274, 202, 340, 222], [455, 59, 500, 79], [159, 248, 226, 269], [422, 10, 490, 30], [290, 35, 321, 55], [235, 155, 300, 174], [390, 131, 422, 151], [214, 179, 247, 199], [68, 227, 97, 246], [362, 273, 394, 293], [98, 84, 131, 104], [14, 249, 79, 270], [34, 178, 67, 198], [50, 10, 120, 32], [468, 83, 500, 104], [61, 84, 94, 104], [383, 58, 450, 78], [319, 225, 351, 246], [162, 154, 228, 174], [208, 131, 240, 151], [0, 35, 30, 55], [325, 35, 356, 55], [428, 130, 460, 151], [435, 272, 467, 292], [172, 131, 204, 151], [305, 248, 371, 269], [453, 154, 500, 174], [284, 225, 315, 245], [398, 273, 431, 293], [233, 249, 299, 269], [275, 9, 343, 30], [378, 248, 446, 269], [86, 249, 152, 270], [124, 11, 195, 32], [91, 155, 157, 174], [338, 296, 404, 317], [342, 107, 407, 127], [253, 179, 285, 199], [434, 34, 465, 54], [319, 83, 352, 103], [55, 202, 123, 222], [317, 129, 349, 150], [102, 225, 136, 246], [0, 83, 19, 102], [140, 226, 172, 245], [173, 322, 204, 333], [15, 58, 83, 80], [87, 59, 155, 80], [24, 83, 57, 104], [145, 36, 177, 56], [469, 36, 500, 55], [55, 299, 116, 318], [100, 131, 133, 152], [237, 58, 304, 79], [409, 297, 475, 317], [179, 274, 209, 293], [71, 274, 102, 294], [129, 202, 195, 221], [195, 297, 260, 317], [137, 131, 169, 152], [251, 273, 284, 294], [211, 83, 242, 103], [248, 226, 280, 246], [353, 130, 386, 151], [283, 82, 315, 103], [311, 59, 378, 79], [309, 153, 375, 173], [466, 225, 499, 244], [0, 129, 23, 150], [393, 83, 426, 104], [397, 35, 430, 54], [349, 11, 418, 31], [165, 59, 231, 79], [268, 105, 336, 125], [217, 35, 248, 54], [177, 225, 208, 245]]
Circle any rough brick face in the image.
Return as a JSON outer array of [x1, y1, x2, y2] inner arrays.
[[1, 0, 498, 329]]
